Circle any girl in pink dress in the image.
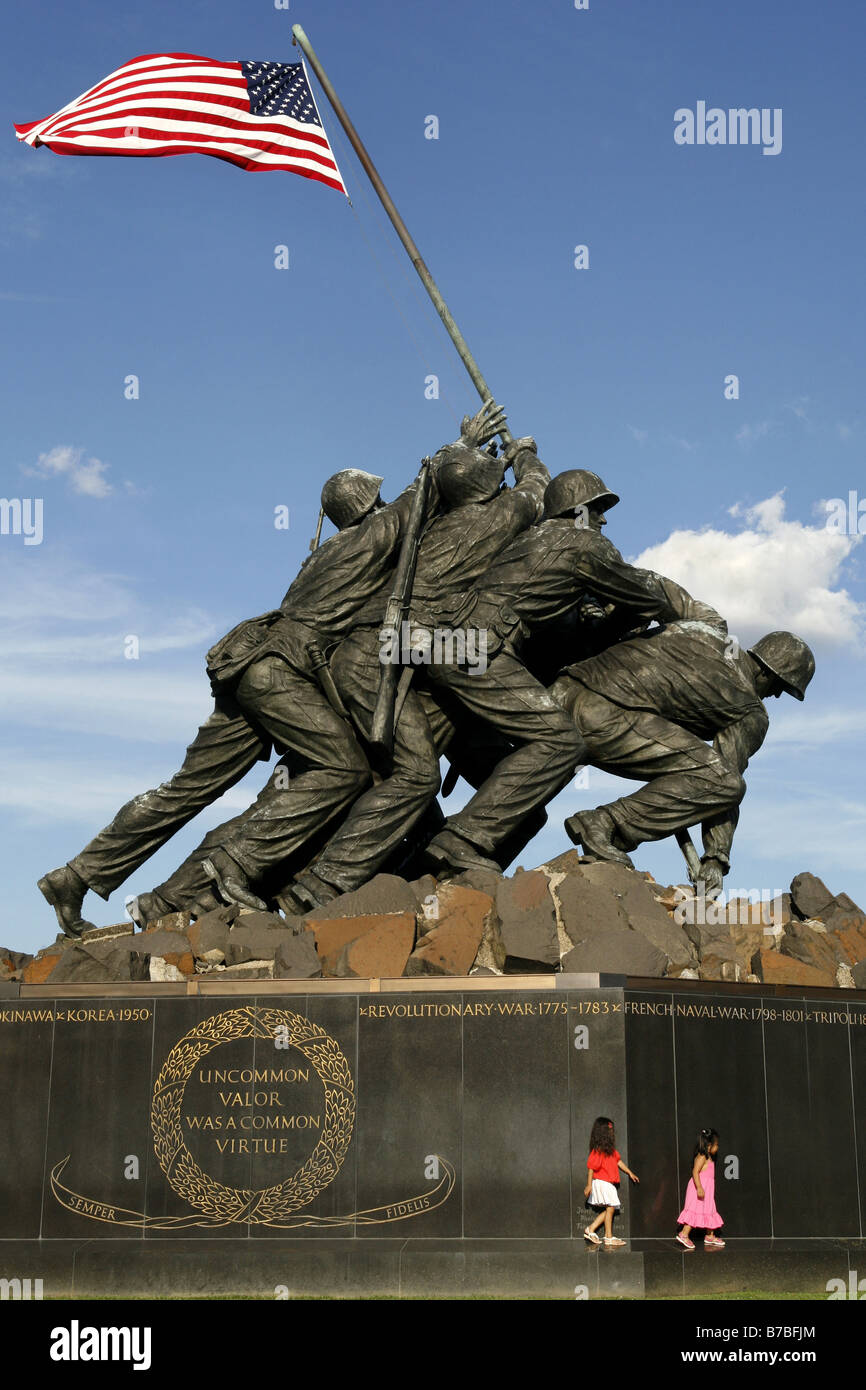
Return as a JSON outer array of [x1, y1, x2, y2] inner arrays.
[[676, 1128, 725, 1250]]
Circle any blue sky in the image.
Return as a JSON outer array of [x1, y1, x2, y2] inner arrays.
[[3, 0, 865, 953]]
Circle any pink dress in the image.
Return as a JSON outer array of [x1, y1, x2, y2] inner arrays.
[[677, 1158, 723, 1230]]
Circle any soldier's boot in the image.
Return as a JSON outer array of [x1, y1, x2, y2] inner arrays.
[[37, 865, 96, 939], [127, 890, 175, 931], [202, 850, 267, 912], [189, 889, 225, 921], [423, 828, 502, 877], [564, 809, 635, 869], [278, 869, 341, 915]]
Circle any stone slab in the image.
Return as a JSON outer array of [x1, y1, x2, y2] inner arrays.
[[2, 980, 864, 1298]]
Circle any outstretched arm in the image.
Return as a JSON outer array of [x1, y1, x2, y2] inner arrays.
[[501, 435, 550, 520], [576, 535, 689, 622], [700, 706, 770, 883]]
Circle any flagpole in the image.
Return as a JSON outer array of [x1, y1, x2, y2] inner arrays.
[[292, 23, 512, 445]]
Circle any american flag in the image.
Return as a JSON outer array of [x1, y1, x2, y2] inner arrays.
[[14, 53, 348, 193]]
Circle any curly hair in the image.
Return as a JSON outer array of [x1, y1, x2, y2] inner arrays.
[[589, 1116, 616, 1155]]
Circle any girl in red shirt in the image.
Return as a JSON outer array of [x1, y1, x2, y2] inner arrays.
[[583, 1116, 639, 1247]]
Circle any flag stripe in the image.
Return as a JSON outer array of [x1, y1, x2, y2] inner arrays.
[[39, 126, 341, 175], [41, 138, 347, 188], [35, 100, 334, 152], [15, 53, 348, 192]]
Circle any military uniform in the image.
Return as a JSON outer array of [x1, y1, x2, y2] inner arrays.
[[67, 479, 432, 905], [208, 443, 556, 894], [550, 617, 770, 867], [420, 522, 693, 856]]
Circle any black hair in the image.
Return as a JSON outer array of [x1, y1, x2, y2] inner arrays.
[[693, 1127, 720, 1160], [589, 1116, 616, 1155]]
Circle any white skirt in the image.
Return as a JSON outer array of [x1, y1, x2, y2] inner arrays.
[[590, 1179, 620, 1209]]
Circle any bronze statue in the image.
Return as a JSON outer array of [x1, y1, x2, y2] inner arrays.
[[188, 403, 556, 911], [37, 464, 439, 936], [36, 407, 816, 936], [551, 621, 815, 898]]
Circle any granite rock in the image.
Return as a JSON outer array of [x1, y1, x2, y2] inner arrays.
[[0, 947, 33, 981], [274, 934, 322, 979], [789, 873, 835, 921], [750, 948, 836, 988], [48, 945, 116, 984], [304, 875, 419, 922], [187, 910, 236, 966], [495, 870, 560, 972], [562, 925, 666, 978], [333, 915, 416, 979], [307, 911, 417, 976], [219, 960, 275, 980], [781, 919, 846, 976], [406, 884, 495, 977], [223, 921, 291, 966]]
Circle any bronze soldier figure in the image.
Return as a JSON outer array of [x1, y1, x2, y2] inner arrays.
[[37, 465, 438, 936], [551, 620, 815, 896], [192, 462, 710, 908], [418, 469, 713, 875], [192, 402, 555, 911]]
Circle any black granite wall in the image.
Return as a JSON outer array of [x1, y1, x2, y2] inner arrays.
[[1, 984, 863, 1296], [624, 989, 866, 1240], [0, 989, 628, 1248]]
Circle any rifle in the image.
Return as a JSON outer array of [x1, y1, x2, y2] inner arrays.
[[369, 457, 432, 762], [675, 827, 703, 886]]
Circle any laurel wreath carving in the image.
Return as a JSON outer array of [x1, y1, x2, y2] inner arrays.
[[151, 1006, 355, 1224]]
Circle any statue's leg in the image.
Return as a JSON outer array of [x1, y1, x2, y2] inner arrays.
[[425, 650, 584, 859], [427, 697, 547, 870], [156, 655, 372, 908], [40, 693, 269, 934], [562, 684, 745, 850], [292, 629, 442, 895]]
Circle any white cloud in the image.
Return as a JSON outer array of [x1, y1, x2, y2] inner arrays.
[[0, 755, 259, 825], [763, 706, 866, 750], [28, 444, 113, 497], [626, 425, 648, 444], [837, 423, 853, 441], [634, 492, 864, 646], [0, 617, 215, 664], [744, 787, 866, 875], [0, 668, 213, 741], [0, 555, 221, 738]]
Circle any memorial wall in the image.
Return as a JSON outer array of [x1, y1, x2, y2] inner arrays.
[[1, 979, 863, 1298]]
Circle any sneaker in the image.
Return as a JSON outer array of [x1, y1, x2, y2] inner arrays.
[[676, 1233, 695, 1250]]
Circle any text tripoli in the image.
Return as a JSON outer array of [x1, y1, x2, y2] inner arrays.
[[50, 1321, 151, 1371], [674, 102, 782, 156]]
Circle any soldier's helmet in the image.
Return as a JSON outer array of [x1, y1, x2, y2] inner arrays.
[[543, 470, 620, 521], [321, 469, 384, 530], [434, 442, 506, 507], [748, 632, 816, 701]]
